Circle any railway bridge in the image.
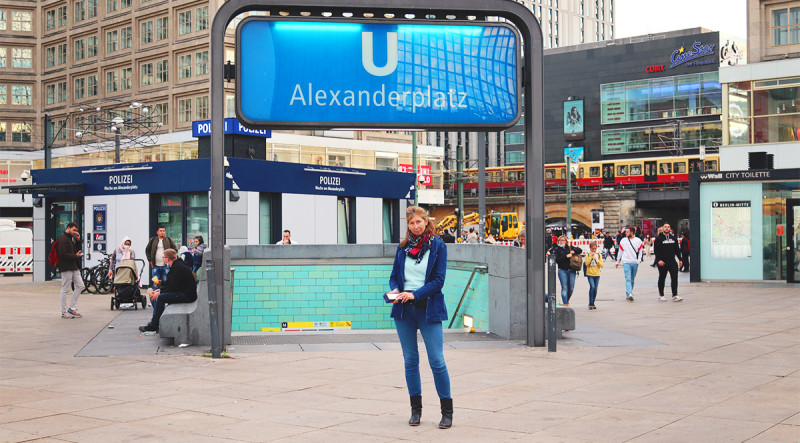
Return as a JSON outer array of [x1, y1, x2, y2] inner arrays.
[[434, 187, 690, 233]]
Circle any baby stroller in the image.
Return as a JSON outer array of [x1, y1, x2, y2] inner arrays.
[[110, 259, 147, 310]]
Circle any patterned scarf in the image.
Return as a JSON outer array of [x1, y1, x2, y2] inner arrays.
[[405, 232, 432, 264]]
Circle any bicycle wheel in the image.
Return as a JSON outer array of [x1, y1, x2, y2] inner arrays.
[[93, 267, 112, 294], [81, 267, 97, 293]]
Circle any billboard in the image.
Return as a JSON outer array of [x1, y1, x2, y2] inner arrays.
[[236, 19, 521, 129], [564, 99, 584, 140]]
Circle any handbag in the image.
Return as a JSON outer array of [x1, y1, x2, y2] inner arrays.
[[569, 252, 583, 272]]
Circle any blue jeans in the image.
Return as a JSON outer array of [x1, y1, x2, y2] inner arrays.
[[604, 248, 613, 260], [151, 265, 168, 290], [394, 303, 451, 399], [586, 275, 600, 305], [623, 263, 638, 296], [557, 269, 577, 305]]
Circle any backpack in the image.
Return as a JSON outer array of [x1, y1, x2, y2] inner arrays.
[[569, 252, 583, 272], [48, 240, 59, 267]]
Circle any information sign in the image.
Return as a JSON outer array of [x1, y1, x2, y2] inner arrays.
[[237, 19, 520, 129]]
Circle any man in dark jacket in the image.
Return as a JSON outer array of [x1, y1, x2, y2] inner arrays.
[[139, 248, 198, 332], [654, 223, 683, 302], [603, 232, 615, 260], [57, 222, 84, 318], [144, 226, 177, 291]]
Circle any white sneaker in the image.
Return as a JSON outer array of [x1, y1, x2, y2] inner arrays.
[[673, 296, 683, 302], [627, 294, 634, 302], [659, 296, 667, 302]]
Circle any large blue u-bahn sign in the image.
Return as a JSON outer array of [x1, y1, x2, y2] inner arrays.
[[236, 19, 521, 129]]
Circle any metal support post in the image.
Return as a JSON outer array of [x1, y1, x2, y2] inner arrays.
[[456, 144, 464, 241], [205, 258, 222, 358], [412, 132, 418, 206], [547, 255, 557, 352], [114, 130, 121, 164], [566, 155, 572, 240], [477, 134, 486, 243], [44, 114, 52, 169]]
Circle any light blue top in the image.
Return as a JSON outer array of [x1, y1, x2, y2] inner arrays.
[[403, 252, 430, 292]]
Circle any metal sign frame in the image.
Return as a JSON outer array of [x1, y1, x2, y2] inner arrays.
[[210, 0, 545, 356], [234, 16, 523, 130]]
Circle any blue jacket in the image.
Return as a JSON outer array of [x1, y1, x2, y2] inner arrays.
[[389, 237, 448, 322]]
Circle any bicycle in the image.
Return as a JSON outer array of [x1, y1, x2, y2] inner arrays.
[[89, 252, 113, 294]]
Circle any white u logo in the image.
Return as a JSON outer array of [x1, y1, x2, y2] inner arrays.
[[362, 32, 398, 76]]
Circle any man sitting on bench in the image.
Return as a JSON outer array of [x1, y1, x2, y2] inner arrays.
[[139, 248, 197, 333]]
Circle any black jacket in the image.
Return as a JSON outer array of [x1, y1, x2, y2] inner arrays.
[[56, 232, 81, 271], [160, 259, 198, 301], [603, 236, 614, 249], [654, 232, 682, 263], [551, 244, 583, 271]]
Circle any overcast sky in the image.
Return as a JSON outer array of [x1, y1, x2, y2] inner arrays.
[[614, 0, 747, 39]]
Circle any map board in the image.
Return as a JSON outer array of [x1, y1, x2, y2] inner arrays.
[[711, 201, 751, 258]]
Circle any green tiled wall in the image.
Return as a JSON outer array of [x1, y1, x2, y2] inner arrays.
[[231, 263, 489, 332]]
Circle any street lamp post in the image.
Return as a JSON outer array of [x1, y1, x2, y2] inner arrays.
[[565, 154, 573, 240]]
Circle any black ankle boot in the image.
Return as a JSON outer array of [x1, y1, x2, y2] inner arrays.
[[438, 397, 453, 429], [409, 395, 422, 426]]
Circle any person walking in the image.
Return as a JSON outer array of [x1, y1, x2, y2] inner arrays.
[[57, 222, 85, 318], [584, 241, 604, 310], [550, 235, 583, 307], [679, 233, 690, 272], [108, 236, 135, 278], [654, 223, 683, 302], [643, 235, 652, 258], [387, 206, 453, 429], [603, 232, 615, 260], [616, 226, 643, 302], [145, 226, 177, 291]]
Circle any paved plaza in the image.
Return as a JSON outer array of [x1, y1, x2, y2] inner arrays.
[[1, 263, 798, 442]]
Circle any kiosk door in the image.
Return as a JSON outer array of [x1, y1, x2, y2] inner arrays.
[[787, 199, 800, 284], [47, 200, 83, 280]]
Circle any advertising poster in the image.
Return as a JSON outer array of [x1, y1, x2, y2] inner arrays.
[[564, 146, 584, 181], [564, 99, 584, 140], [711, 201, 751, 258], [591, 210, 604, 234]]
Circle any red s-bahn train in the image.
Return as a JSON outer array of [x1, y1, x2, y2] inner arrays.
[[446, 154, 719, 192]]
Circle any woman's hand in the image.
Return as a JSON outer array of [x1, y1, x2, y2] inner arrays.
[[392, 292, 415, 303]]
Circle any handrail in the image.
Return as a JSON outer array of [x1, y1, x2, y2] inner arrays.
[[448, 265, 488, 329]]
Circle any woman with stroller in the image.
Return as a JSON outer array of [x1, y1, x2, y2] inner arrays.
[[108, 236, 136, 278]]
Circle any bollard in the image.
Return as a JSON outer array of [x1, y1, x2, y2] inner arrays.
[[205, 258, 222, 358], [547, 255, 557, 352]]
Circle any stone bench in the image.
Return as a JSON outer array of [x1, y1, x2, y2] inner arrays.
[[159, 300, 197, 346], [550, 307, 576, 339], [158, 246, 232, 347]]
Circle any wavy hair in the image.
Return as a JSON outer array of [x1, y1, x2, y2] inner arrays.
[[399, 205, 436, 247]]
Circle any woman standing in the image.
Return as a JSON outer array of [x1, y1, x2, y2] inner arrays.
[[584, 241, 604, 310], [388, 206, 452, 429], [550, 235, 582, 307], [107, 236, 135, 278], [643, 235, 652, 258]]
